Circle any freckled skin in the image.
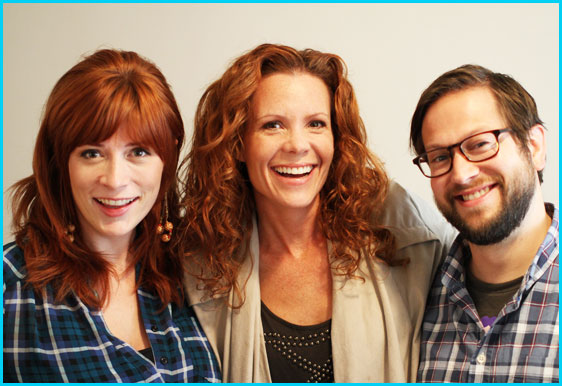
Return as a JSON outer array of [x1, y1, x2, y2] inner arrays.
[[68, 128, 163, 247], [243, 72, 334, 215]]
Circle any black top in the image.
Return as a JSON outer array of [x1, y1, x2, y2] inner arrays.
[[138, 347, 155, 363], [261, 301, 334, 383]]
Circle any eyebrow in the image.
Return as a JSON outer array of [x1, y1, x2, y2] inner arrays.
[[75, 142, 102, 148], [424, 143, 448, 152], [75, 141, 146, 149], [424, 127, 501, 153], [254, 112, 330, 121]]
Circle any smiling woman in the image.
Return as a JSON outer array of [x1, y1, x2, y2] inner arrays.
[[178, 43, 458, 382], [68, 131, 164, 246], [3, 49, 220, 382], [243, 72, 334, 213]]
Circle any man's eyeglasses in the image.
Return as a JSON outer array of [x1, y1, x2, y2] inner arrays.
[[412, 128, 512, 178]]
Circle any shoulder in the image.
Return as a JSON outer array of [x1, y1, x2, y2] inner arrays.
[[3, 242, 28, 288], [380, 180, 457, 249]]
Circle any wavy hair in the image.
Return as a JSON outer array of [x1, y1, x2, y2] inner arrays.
[[179, 43, 396, 304], [11, 49, 185, 308]]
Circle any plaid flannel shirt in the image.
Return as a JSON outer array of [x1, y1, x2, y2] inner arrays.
[[3, 242, 221, 383], [418, 204, 559, 382]]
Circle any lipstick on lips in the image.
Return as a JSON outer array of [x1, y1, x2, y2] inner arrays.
[[94, 197, 138, 217]]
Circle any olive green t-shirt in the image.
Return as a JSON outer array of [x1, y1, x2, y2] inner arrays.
[[465, 264, 523, 329]]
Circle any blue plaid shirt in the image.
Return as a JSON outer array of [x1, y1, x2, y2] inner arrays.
[[418, 204, 559, 382], [3, 242, 221, 383]]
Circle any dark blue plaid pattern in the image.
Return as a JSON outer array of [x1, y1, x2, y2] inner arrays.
[[418, 204, 559, 382], [3, 242, 221, 383]]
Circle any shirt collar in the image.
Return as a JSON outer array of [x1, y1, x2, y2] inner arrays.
[[441, 203, 559, 293], [524, 203, 558, 289]]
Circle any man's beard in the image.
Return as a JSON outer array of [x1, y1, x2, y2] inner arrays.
[[436, 166, 536, 246]]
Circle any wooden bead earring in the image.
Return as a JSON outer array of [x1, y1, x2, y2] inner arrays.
[[156, 195, 173, 242]]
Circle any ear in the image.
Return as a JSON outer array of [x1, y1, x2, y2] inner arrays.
[[526, 124, 547, 171]]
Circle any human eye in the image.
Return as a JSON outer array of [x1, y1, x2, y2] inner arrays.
[[309, 120, 327, 129], [466, 139, 493, 150], [131, 147, 152, 157], [465, 136, 494, 152], [262, 120, 283, 130], [428, 151, 450, 165], [79, 149, 101, 159]]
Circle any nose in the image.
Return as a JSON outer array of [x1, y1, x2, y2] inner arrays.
[[449, 148, 479, 184], [99, 157, 130, 188], [282, 128, 310, 155]]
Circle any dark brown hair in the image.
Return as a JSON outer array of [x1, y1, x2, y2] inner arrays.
[[178, 43, 396, 304], [410, 64, 544, 182], [11, 49, 185, 308]]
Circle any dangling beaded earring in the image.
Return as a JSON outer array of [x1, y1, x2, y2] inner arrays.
[[157, 195, 173, 242], [65, 224, 76, 243]]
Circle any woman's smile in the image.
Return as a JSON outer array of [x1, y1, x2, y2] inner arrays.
[[93, 196, 139, 217], [243, 72, 334, 212], [69, 129, 163, 244]]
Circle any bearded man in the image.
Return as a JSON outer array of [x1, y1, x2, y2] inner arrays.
[[410, 64, 558, 383]]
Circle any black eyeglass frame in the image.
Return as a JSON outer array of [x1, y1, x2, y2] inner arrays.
[[412, 128, 512, 178]]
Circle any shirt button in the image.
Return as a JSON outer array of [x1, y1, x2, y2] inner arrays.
[[160, 356, 168, 365], [151, 325, 158, 332], [476, 353, 486, 364]]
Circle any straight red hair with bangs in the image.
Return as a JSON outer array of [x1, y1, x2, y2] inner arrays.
[[11, 49, 185, 308]]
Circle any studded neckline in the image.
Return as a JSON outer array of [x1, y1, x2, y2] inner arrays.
[[261, 301, 334, 383]]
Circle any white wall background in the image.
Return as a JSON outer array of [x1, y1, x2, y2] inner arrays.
[[3, 4, 559, 243]]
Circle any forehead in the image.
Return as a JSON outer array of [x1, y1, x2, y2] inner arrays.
[[252, 72, 331, 114], [421, 86, 506, 149]]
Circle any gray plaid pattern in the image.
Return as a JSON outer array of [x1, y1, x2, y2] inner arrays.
[[418, 204, 559, 382]]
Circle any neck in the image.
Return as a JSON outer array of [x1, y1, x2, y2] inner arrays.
[[255, 197, 326, 260], [468, 194, 551, 284], [83, 231, 134, 274]]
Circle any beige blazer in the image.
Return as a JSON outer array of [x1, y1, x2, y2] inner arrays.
[[185, 181, 457, 382]]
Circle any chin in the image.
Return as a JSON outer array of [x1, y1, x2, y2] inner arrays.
[[99, 224, 136, 238], [283, 197, 319, 210]]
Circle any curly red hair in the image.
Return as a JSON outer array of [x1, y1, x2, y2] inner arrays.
[[11, 49, 185, 309], [179, 43, 397, 304]]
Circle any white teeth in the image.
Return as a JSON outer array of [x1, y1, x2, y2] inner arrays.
[[96, 198, 135, 206], [462, 186, 491, 201], [274, 165, 314, 175]]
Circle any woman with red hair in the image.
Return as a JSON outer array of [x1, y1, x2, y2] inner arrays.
[[179, 43, 456, 382], [4, 49, 220, 382]]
